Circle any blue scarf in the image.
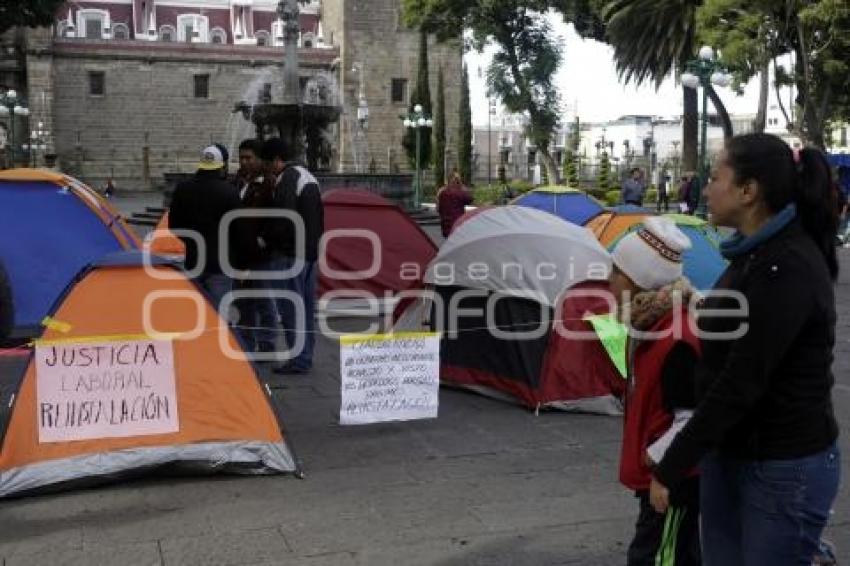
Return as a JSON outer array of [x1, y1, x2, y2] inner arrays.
[[720, 203, 797, 259]]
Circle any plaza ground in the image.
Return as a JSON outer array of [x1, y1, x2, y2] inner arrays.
[[0, 193, 848, 565]]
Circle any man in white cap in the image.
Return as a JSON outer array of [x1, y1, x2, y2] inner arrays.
[[170, 145, 242, 310], [608, 217, 702, 566]]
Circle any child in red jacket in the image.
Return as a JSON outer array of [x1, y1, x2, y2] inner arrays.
[[609, 217, 701, 566]]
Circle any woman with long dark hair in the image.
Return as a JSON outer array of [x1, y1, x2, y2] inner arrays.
[[648, 133, 840, 564]]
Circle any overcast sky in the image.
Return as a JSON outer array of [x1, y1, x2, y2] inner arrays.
[[464, 20, 791, 127]]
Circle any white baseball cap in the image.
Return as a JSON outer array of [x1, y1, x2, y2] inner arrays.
[[198, 145, 226, 171]]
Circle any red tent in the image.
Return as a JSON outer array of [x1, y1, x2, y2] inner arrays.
[[320, 190, 437, 302], [394, 207, 624, 414]]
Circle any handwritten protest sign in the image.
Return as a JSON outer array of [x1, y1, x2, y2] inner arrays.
[[584, 314, 628, 378], [35, 339, 179, 443], [339, 332, 440, 425]]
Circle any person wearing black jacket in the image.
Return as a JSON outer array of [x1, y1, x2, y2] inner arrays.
[[169, 145, 242, 310], [231, 139, 280, 354], [260, 138, 324, 374], [649, 134, 840, 565]]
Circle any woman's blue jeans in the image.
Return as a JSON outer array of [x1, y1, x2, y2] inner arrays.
[[699, 444, 840, 565]]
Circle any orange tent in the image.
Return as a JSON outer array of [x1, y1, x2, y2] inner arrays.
[[0, 252, 297, 498], [584, 206, 653, 247], [145, 211, 186, 257]]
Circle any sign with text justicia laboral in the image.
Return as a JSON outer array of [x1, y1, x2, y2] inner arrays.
[[35, 338, 179, 443]]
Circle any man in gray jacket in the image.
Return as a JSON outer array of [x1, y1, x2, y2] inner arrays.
[[621, 168, 646, 206]]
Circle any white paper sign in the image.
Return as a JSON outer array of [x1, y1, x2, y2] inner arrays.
[[35, 339, 179, 443], [339, 332, 440, 425]]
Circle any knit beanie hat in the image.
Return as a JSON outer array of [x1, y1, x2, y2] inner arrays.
[[611, 216, 692, 290]]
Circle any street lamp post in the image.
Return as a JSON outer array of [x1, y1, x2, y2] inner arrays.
[[0, 90, 31, 168], [681, 46, 732, 217], [402, 103, 433, 210], [23, 121, 49, 167], [352, 62, 370, 173], [487, 98, 496, 188]]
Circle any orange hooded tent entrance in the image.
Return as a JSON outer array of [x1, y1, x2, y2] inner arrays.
[[0, 253, 296, 498], [584, 205, 652, 247], [144, 211, 186, 258]]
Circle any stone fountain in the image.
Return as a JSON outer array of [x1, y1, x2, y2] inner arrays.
[[233, 0, 341, 172]]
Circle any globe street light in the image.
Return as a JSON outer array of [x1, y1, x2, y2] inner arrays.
[[26, 121, 49, 167], [681, 46, 732, 216], [401, 104, 432, 210], [0, 89, 30, 167]]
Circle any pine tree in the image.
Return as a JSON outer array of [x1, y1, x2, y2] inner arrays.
[[566, 116, 581, 187], [597, 151, 611, 192], [563, 151, 579, 187], [434, 66, 446, 187], [403, 29, 433, 169], [458, 64, 473, 185]]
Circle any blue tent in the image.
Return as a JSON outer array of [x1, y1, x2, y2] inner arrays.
[[514, 187, 604, 225], [0, 170, 138, 337]]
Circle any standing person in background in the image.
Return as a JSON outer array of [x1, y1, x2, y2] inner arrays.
[[649, 134, 840, 565], [261, 138, 324, 374], [656, 171, 670, 213], [103, 178, 116, 199], [169, 145, 241, 310], [622, 168, 646, 206], [835, 182, 849, 247], [232, 139, 279, 354], [436, 170, 473, 237], [677, 174, 693, 214]]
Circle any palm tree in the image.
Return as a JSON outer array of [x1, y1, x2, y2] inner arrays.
[[603, 0, 732, 173]]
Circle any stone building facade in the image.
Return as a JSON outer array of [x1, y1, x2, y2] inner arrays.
[[321, 0, 463, 174], [0, 0, 463, 190]]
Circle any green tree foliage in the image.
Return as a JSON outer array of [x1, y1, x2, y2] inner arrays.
[[563, 151, 580, 186], [458, 65, 474, 185], [697, 0, 778, 133], [698, 0, 850, 148], [404, 0, 563, 184], [563, 116, 581, 186], [562, 151, 573, 184], [434, 66, 447, 187], [597, 151, 612, 192], [554, 0, 608, 40], [0, 0, 65, 34], [602, 0, 710, 172], [403, 30, 434, 169]]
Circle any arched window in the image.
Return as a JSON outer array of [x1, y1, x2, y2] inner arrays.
[[210, 27, 227, 44], [112, 23, 130, 40], [255, 31, 270, 47], [77, 9, 110, 40], [159, 25, 175, 42], [177, 14, 209, 43], [301, 32, 315, 48]]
